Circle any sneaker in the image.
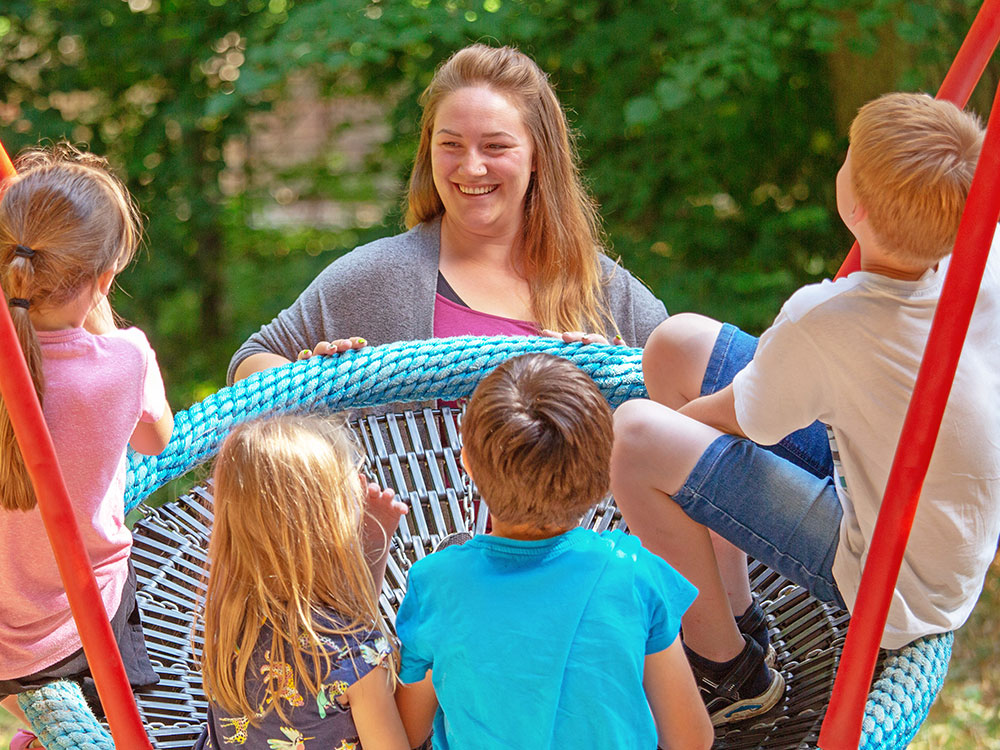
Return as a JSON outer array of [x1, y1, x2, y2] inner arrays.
[[10, 730, 40, 750], [687, 635, 785, 726], [736, 599, 777, 667]]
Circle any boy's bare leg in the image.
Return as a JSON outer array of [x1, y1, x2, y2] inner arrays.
[[640, 313, 755, 619], [611, 399, 745, 662], [642, 313, 723, 410], [711, 536, 753, 618]]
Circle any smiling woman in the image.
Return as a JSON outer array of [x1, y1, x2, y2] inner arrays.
[[229, 44, 668, 385]]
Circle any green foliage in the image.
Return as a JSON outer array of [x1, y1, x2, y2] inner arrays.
[[0, 0, 995, 404], [0, 5, 997, 742]]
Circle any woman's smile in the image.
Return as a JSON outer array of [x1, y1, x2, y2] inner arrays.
[[456, 183, 499, 196]]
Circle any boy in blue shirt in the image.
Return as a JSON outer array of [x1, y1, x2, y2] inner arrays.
[[394, 353, 712, 750]]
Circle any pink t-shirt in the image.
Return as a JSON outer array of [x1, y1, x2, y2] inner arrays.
[[432, 294, 539, 339], [0, 326, 167, 679]]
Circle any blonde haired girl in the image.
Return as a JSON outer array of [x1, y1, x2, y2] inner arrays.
[[195, 415, 409, 750], [0, 145, 173, 750]]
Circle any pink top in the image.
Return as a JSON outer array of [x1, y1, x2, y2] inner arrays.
[[0, 327, 167, 679], [432, 294, 538, 339]]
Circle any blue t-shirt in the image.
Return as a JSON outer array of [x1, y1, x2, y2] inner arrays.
[[396, 528, 697, 750], [192, 610, 392, 750]]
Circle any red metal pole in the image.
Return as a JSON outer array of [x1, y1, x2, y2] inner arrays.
[[818, 67, 1000, 750], [835, 0, 1000, 280], [0, 139, 152, 748], [0, 143, 13, 182]]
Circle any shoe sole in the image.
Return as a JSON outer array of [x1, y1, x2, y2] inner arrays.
[[710, 667, 785, 727], [10, 730, 40, 750]]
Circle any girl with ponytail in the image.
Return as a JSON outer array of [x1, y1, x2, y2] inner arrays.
[[0, 144, 173, 750]]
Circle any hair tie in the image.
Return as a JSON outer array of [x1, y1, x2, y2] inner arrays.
[[8, 297, 31, 309], [13, 245, 36, 259]]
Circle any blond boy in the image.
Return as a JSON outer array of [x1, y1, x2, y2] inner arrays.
[[611, 92, 1000, 725]]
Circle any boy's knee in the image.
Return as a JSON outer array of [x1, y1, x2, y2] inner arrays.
[[612, 400, 649, 453], [647, 313, 721, 352], [643, 314, 723, 406], [612, 400, 656, 446]]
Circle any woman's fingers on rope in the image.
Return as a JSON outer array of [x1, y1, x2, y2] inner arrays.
[[297, 337, 369, 360], [331, 336, 368, 352], [540, 329, 624, 346]]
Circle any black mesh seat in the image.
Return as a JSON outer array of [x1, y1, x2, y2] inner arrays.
[[129, 406, 869, 750]]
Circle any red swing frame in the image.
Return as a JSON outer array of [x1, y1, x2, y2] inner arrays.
[[1, 5, 999, 746]]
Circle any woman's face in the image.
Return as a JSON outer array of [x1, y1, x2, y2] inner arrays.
[[431, 86, 534, 240]]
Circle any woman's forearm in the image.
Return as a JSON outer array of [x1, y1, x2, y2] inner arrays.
[[232, 352, 293, 382]]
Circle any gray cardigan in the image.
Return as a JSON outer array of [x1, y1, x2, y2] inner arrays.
[[228, 220, 668, 384]]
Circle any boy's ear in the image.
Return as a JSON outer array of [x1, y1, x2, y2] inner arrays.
[[460, 447, 475, 483], [845, 198, 869, 228], [96, 268, 116, 296]]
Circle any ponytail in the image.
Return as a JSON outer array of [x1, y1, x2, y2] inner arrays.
[[0, 144, 142, 511], [0, 270, 43, 510]]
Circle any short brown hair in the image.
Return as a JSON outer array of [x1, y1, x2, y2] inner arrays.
[[850, 92, 983, 265], [461, 353, 613, 528]]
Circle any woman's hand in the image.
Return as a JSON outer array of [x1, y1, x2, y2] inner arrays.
[[540, 329, 626, 346], [296, 337, 368, 360]]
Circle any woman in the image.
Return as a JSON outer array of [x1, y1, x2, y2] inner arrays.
[[229, 44, 666, 384]]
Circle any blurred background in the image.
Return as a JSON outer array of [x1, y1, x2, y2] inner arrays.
[[0, 0, 997, 746]]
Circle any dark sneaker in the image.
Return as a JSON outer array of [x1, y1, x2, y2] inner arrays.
[[736, 599, 777, 668], [688, 635, 785, 726]]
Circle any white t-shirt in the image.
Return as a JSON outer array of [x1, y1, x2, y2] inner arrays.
[[733, 233, 1000, 649]]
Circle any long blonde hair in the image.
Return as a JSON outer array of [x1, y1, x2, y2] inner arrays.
[[405, 44, 616, 335], [0, 144, 141, 511], [200, 415, 385, 723]]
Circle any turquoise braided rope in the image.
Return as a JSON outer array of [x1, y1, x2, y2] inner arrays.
[[860, 631, 953, 750], [125, 336, 645, 511], [17, 681, 113, 750]]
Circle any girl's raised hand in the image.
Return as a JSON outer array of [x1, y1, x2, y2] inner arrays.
[[297, 337, 368, 360], [363, 479, 408, 536], [361, 478, 407, 593], [540, 329, 626, 346]]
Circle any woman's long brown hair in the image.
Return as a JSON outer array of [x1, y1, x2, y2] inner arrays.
[[406, 44, 618, 337]]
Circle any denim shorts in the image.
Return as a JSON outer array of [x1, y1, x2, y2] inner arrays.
[[674, 323, 847, 607]]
